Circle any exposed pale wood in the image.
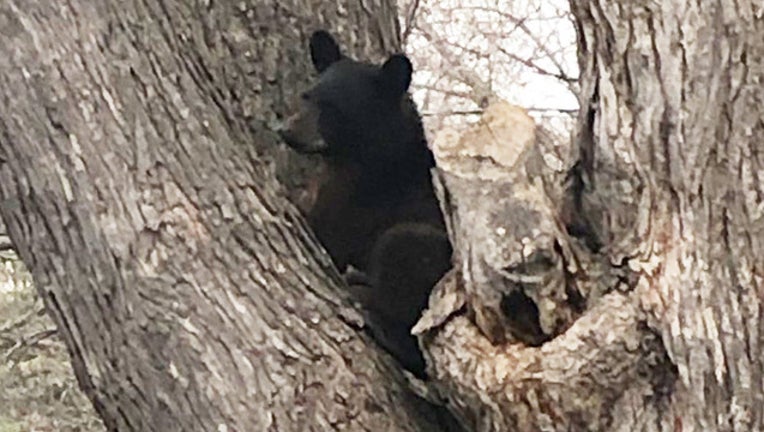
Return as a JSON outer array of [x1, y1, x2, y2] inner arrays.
[[431, 102, 581, 345], [1, 0, 762, 430], [413, 2, 764, 431], [416, 101, 662, 431]]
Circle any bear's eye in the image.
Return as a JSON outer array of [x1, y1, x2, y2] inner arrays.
[[301, 92, 311, 101]]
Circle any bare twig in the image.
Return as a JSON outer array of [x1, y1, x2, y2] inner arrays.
[[401, 0, 421, 46], [416, 20, 498, 107], [422, 109, 483, 117], [4, 328, 58, 362], [0, 236, 13, 252], [422, 106, 577, 118], [454, 5, 576, 84]]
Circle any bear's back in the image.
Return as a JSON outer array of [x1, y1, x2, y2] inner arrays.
[[309, 150, 443, 272]]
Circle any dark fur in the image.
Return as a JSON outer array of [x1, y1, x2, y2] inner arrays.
[[280, 30, 451, 376], [354, 223, 453, 375]]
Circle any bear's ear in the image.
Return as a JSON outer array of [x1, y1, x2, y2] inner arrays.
[[380, 54, 413, 96], [310, 30, 342, 73]]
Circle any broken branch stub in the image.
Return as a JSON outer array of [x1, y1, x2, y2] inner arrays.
[[412, 102, 663, 431], [428, 101, 582, 345]]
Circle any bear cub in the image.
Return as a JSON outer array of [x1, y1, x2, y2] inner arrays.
[[279, 30, 451, 376]]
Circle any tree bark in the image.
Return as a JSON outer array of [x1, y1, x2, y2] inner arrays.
[[4, 0, 761, 431], [572, 1, 764, 429], [411, 2, 764, 431], [0, 1, 457, 430], [417, 100, 669, 432]]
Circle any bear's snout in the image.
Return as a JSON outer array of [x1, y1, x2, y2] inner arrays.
[[278, 102, 327, 154]]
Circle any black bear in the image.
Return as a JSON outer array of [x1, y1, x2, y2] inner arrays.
[[279, 30, 451, 376], [348, 223, 452, 375], [279, 30, 445, 273]]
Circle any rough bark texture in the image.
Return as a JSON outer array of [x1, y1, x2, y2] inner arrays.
[[415, 100, 667, 432], [3, 0, 761, 430], [571, 1, 764, 430], [411, 2, 764, 431], [0, 1, 458, 430]]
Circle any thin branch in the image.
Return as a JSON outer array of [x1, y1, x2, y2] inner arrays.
[[0, 236, 13, 252], [416, 83, 473, 100], [4, 329, 58, 362], [401, 0, 421, 47], [454, 5, 576, 84], [421, 109, 483, 117], [415, 20, 498, 107], [422, 106, 577, 118], [494, 45, 576, 83]]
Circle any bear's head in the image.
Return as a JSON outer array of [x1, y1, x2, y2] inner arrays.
[[279, 31, 427, 168]]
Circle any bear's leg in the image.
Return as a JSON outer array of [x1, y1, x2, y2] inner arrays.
[[352, 222, 452, 377]]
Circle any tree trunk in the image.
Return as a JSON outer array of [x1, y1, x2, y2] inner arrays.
[[4, 0, 761, 430], [410, 2, 764, 431], [0, 1, 457, 430], [572, 1, 764, 429]]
